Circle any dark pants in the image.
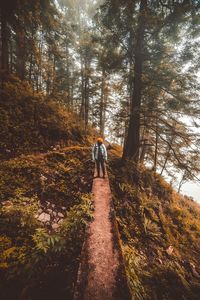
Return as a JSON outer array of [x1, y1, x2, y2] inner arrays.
[[95, 159, 105, 177]]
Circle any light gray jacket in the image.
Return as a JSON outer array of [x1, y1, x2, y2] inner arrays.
[[92, 143, 107, 160]]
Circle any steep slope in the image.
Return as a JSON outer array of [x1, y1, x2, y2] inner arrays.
[[108, 149, 200, 300], [1, 76, 200, 300], [0, 147, 94, 300], [0, 75, 95, 159], [0, 77, 96, 300]]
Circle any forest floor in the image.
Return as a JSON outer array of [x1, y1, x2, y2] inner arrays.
[[73, 165, 131, 300]]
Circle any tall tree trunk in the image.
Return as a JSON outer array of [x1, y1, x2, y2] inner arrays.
[[84, 66, 90, 127], [66, 46, 70, 105], [46, 49, 51, 95], [139, 124, 146, 163], [16, 24, 26, 80], [28, 26, 35, 84], [123, 7, 134, 149], [80, 57, 85, 120], [29, 53, 33, 82], [123, 0, 147, 162], [153, 126, 159, 172], [160, 134, 175, 175], [71, 76, 74, 108], [102, 90, 107, 137], [80, 58, 90, 127], [1, 9, 9, 73], [9, 37, 13, 73], [36, 41, 42, 93], [100, 68, 106, 136], [52, 53, 56, 93]]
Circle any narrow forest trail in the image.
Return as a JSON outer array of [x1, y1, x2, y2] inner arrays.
[[73, 166, 131, 300]]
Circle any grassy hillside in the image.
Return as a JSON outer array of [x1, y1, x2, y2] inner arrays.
[[0, 77, 95, 300], [0, 75, 95, 159], [108, 148, 200, 300], [1, 76, 200, 300]]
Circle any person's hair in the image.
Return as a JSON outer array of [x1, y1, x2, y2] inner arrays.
[[97, 137, 103, 143]]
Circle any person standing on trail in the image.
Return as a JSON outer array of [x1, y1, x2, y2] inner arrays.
[[92, 138, 107, 178]]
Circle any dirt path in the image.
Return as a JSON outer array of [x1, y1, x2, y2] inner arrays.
[[73, 166, 131, 300]]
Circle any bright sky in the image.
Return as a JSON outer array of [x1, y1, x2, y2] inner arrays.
[[181, 181, 200, 203]]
